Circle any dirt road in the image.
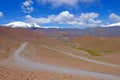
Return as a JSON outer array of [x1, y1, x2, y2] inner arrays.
[[12, 42, 120, 80]]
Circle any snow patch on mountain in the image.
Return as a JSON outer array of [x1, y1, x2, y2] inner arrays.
[[101, 22, 120, 27], [5, 21, 41, 28], [42, 26, 60, 29], [107, 22, 120, 27]]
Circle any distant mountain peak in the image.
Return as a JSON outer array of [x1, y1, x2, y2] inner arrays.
[[5, 21, 41, 28], [107, 22, 120, 27]]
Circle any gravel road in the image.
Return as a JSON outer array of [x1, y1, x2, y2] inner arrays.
[[13, 42, 120, 80]]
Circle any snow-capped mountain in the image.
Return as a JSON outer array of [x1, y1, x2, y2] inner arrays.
[[5, 21, 41, 28], [107, 22, 120, 27], [42, 26, 60, 29]]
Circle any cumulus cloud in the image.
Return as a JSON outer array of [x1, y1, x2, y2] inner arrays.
[[0, 11, 3, 17], [26, 15, 51, 24], [78, 12, 99, 22], [68, 12, 101, 27], [109, 13, 120, 22], [48, 11, 75, 23], [26, 11, 74, 24], [77, 12, 101, 26], [25, 11, 101, 27], [21, 0, 34, 13]]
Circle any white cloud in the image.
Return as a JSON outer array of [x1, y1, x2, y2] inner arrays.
[[39, 0, 78, 7], [104, 13, 120, 27], [80, 0, 97, 3], [38, 0, 97, 7], [21, 0, 34, 13], [72, 12, 101, 27], [109, 13, 120, 22], [48, 11, 75, 23], [0, 11, 3, 17], [26, 15, 51, 24], [25, 11, 74, 24], [23, 0, 33, 6], [26, 15, 32, 18], [79, 12, 99, 19], [25, 11, 101, 27]]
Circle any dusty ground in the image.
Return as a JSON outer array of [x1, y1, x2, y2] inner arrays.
[[0, 32, 21, 60], [0, 66, 101, 80], [0, 27, 120, 80], [70, 36, 120, 64], [21, 42, 120, 75], [52, 44, 120, 65], [0, 48, 103, 80]]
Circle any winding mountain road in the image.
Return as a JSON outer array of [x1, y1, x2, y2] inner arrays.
[[13, 42, 120, 80]]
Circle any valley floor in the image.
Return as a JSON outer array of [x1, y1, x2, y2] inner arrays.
[[0, 42, 120, 80]]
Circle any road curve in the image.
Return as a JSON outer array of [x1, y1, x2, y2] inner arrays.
[[41, 45, 120, 67], [13, 42, 120, 80]]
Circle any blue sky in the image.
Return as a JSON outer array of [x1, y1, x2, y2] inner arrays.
[[0, 0, 120, 28]]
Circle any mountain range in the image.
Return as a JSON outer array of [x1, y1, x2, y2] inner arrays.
[[2, 21, 120, 37], [35, 27, 120, 38]]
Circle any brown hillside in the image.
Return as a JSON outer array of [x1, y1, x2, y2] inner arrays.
[[71, 36, 120, 54], [0, 27, 21, 59], [0, 27, 45, 42], [0, 26, 47, 60]]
